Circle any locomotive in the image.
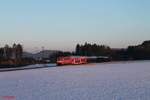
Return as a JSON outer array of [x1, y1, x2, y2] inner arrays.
[[57, 56, 87, 66]]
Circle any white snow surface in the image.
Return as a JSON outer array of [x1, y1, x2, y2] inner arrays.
[[0, 61, 150, 100]]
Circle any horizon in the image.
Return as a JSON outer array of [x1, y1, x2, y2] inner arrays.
[[0, 0, 150, 52], [0, 40, 148, 53]]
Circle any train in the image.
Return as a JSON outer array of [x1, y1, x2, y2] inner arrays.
[[56, 56, 87, 66], [56, 56, 110, 66]]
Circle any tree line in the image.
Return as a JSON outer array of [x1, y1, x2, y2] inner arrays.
[[0, 44, 26, 67], [76, 42, 111, 56], [0, 44, 23, 60], [75, 40, 150, 60]]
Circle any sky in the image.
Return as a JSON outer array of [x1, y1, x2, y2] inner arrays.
[[0, 0, 150, 52]]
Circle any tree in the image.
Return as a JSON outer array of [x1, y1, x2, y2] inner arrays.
[[75, 43, 111, 56], [0, 48, 4, 60], [16, 44, 23, 59], [76, 44, 80, 55], [4, 44, 12, 59], [12, 43, 23, 60]]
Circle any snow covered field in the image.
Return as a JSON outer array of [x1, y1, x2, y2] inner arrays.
[[0, 61, 150, 100]]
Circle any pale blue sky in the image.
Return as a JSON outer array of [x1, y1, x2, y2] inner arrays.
[[0, 0, 150, 52]]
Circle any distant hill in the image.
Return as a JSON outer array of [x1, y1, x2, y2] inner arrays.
[[33, 50, 60, 59], [23, 50, 60, 60], [23, 52, 34, 58]]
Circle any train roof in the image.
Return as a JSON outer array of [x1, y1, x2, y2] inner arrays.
[[58, 56, 109, 59]]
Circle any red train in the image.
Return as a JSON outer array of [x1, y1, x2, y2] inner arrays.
[[57, 56, 87, 66]]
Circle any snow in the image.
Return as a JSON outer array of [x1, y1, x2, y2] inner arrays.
[[0, 61, 150, 100]]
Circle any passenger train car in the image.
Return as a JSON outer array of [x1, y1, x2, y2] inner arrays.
[[57, 56, 87, 66]]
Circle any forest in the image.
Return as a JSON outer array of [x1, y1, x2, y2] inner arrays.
[[75, 40, 150, 60]]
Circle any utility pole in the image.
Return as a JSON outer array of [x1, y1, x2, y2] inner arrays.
[[42, 46, 45, 60]]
